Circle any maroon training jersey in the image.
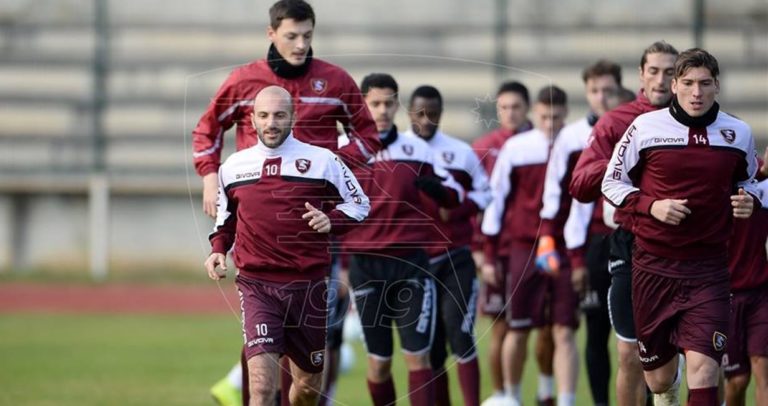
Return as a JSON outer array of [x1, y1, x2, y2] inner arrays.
[[192, 58, 380, 176], [343, 129, 462, 254], [419, 130, 491, 255], [210, 134, 370, 283], [569, 91, 660, 231], [602, 106, 761, 272], [481, 128, 551, 262], [729, 179, 768, 291]]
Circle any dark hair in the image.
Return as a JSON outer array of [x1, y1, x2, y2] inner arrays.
[[674, 48, 720, 79], [409, 85, 442, 108], [618, 87, 636, 104], [496, 81, 530, 105], [269, 0, 315, 29], [360, 73, 399, 96], [640, 41, 679, 70], [536, 85, 567, 106], [582, 59, 622, 86]]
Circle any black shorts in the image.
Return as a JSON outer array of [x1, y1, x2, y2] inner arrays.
[[607, 227, 637, 342], [326, 258, 350, 351], [430, 247, 479, 367], [349, 250, 436, 359], [582, 233, 611, 316]]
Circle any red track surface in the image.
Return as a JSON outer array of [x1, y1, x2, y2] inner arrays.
[[0, 282, 241, 314]]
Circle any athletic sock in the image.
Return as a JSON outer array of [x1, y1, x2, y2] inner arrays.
[[408, 368, 435, 406], [367, 377, 396, 406], [505, 383, 521, 402], [538, 374, 555, 400], [687, 387, 718, 406], [457, 357, 480, 406], [557, 393, 575, 406], [433, 368, 451, 406]]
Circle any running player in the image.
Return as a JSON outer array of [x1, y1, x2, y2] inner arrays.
[[481, 86, 572, 406], [205, 86, 370, 406], [406, 85, 492, 406], [602, 48, 761, 406], [569, 41, 679, 406]]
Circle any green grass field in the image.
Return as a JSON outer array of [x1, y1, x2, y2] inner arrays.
[[0, 312, 757, 405]]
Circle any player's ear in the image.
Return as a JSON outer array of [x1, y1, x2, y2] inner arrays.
[[671, 78, 678, 95], [714, 79, 720, 95], [267, 25, 276, 42]]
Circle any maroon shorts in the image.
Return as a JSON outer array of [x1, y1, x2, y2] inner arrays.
[[480, 255, 508, 317], [723, 284, 768, 378], [632, 247, 730, 371], [550, 265, 580, 330], [505, 241, 549, 330], [236, 275, 327, 374]]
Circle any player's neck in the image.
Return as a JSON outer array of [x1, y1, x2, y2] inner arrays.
[[267, 44, 313, 79], [669, 97, 719, 128]]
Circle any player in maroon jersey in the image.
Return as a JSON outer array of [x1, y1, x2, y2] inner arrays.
[[723, 153, 768, 406], [198, 3, 380, 404], [602, 49, 760, 406], [569, 41, 679, 406], [205, 86, 369, 406]]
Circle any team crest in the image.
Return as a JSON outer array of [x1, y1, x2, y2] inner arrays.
[[442, 151, 455, 164], [310, 78, 327, 94], [402, 144, 414, 156], [310, 350, 325, 366], [713, 331, 727, 352], [295, 159, 312, 173], [720, 129, 736, 144]]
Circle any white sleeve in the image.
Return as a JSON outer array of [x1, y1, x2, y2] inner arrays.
[[540, 135, 569, 220], [326, 154, 370, 221], [481, 143, 514, 236], [466, 149, 492, 209], [601, 122, 642, 207], [736, 133, 763, 207], [564, 199, 593, 250], [212, 167, 232, 232]]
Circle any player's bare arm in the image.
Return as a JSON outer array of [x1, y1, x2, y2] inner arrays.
[[730, 188, 754, 219], [202, 173, 219, 218], [302, 202, 331, 233], [205, 252, 227, 280], [650, 198, 690, 225]]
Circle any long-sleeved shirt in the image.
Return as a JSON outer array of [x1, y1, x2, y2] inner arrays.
[[192, 55, 380, 176], [602, 104, 760, 272], [210, 134, 370, 283]]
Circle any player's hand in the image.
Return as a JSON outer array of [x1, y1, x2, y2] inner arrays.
[[731, 188, 754, 219], [480, 262, 498, 287], [571, 266, 587, 297], [650, 198, 690, 225], [760, 146, 768, 177], [202, 173, 218, 218], [205, 252, 227, 280], [472, 251, 485, 273], [414, 175, 447, 203], [535, 235, 560, 274], [303, 202, 331, 233]]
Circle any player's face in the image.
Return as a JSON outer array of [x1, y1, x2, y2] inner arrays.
[[639, 52, 676, 107], [364, 87, 399, 133], [251, 97, 293, 148], [671, 66, 720, 117], [496, 91, 530, 132], [585, 75, 619, 117], [409, 97, 442, 140], [267, 18, 314, 66], [533, 102, 567, 139]]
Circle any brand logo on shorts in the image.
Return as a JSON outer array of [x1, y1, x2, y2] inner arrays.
[[402, 144, 414, 156], [713, 331, 727, 352], [295, 159, 311, 173], [311, 78, 327, 94], [638, 340, 647, 354], [310, 350, 325, 366], [720, 129, 736, 144]]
